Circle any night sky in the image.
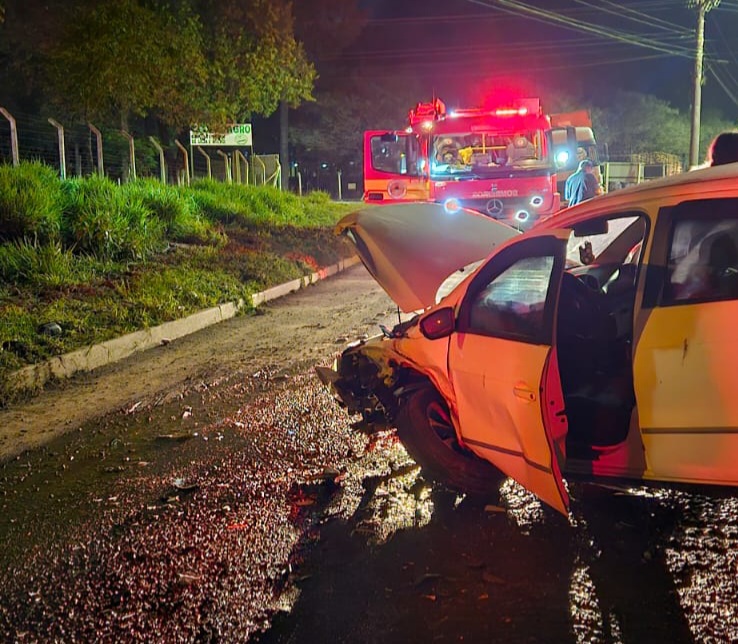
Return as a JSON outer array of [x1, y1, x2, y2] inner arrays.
[[349, 0, 738, 118]]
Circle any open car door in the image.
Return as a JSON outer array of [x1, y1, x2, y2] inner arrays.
[[447, 230, 570, 514], [363, 130, 430, 203]]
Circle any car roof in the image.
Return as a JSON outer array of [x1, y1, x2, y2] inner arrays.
[[540, 162, 738, 230]]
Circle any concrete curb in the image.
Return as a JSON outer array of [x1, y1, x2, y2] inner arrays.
[[9, 255, 360, 394]]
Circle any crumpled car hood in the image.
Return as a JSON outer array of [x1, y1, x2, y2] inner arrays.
[[336, 203, 520, 312]]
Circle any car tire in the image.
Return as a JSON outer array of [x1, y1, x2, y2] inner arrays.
[[395, 387, 505, 496]]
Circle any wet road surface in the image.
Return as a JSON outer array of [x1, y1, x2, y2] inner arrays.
[[1, 268, 737, 643]]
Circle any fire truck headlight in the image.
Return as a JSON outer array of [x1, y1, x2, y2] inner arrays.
[[530, 195, 544, 208], [555, 150, 570, 166], [444, 198, 461, 214], [515, 210, 530, 222]]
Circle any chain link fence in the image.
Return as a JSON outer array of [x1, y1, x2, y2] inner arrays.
[[0, 107, 282, 187]]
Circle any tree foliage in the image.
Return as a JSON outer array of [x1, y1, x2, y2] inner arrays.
[[590, 90, 736, 162], [196, 0, 315, 119], [591, 91, 690, 157], [1, 0, 315, 131], [45, 0, 206, 128]]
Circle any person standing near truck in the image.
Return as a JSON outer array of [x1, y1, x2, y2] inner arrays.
[[565, 159, 602, 206], [707, 131, 738, 166]]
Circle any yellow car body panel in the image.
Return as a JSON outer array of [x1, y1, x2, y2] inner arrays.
[[329, 163, 738, 514]]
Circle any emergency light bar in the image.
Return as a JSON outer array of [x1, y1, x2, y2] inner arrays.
[[450, 106, 529, 118], [495, 107, 528, 116]]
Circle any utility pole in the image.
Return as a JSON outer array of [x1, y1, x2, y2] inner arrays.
[[688, 0, 721, 168]]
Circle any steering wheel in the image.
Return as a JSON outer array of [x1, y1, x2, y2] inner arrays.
[[558, 272, 608, 340], [576, 272, 601, 292]]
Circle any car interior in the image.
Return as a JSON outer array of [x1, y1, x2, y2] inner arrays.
[[666, 216, 738, 303], [555, 215, 648, 458]]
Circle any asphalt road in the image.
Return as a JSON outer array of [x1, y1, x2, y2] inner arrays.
[[1, 264, 737, 643]]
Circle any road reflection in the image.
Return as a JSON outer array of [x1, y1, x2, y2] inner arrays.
[[261, 452, 730, 644]]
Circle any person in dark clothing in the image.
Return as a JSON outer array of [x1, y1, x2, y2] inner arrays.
[[707, 131, 738, 166], [564, 159, 602, 206]]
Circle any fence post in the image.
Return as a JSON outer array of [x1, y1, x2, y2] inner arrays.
[[0, 107, 20, 166], [297, 171, 302, 196], [196, 146, 212, 179], [216, 150, 231, 183], [120, 130, 136, 181], [254, 155, 266, 185], [48, 118, 66, 179], [337, 170, 342, 200], [174, 140, 190, 185], [148, 136, 166, 183], [88, 123, 104, 176], [234, 153, 241, 184], [235, 150, 249, 186]]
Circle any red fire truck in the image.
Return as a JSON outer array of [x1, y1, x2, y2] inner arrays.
[[363, 97, 564, 227]]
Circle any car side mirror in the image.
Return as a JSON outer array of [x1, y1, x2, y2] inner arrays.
[[420, 307, 455, 339]]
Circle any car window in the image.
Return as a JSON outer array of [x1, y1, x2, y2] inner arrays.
[[468, 255, 554, 342], [370, 134, 420, 176], [565, 216, 641, 267], [666, 217, 738, 304]]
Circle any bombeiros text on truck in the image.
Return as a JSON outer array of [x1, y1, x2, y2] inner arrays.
[[364, 96, 602, 227]]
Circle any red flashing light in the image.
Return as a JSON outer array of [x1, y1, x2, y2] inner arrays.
[[446, 106, 532, 119], [495, 107, 529, 116]]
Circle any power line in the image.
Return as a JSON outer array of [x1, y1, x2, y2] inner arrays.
[[319, 34, 687, 62], [319, 52, 677, 81], [706, 62, 738, 108], [570, 0, 692, 35], [464, 0, 714, 60]]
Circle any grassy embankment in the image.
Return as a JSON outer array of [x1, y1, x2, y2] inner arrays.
[[0, 162, 357, 404]]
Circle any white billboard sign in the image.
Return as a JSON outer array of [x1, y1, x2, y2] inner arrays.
[[189, 124, 252, 147]]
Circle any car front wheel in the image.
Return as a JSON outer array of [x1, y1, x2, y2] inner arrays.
[[395, 387, 505, 496]]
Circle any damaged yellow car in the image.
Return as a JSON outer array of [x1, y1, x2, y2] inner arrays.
[[317, 164, 738, 515]]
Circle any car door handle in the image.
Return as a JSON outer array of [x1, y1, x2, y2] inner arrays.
[[513, 382, 537, 402]]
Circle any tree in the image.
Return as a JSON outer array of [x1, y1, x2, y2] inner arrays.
[[0, 0, 79, 103], [196, 0, 315, 124], [44, 0, 206, 129], [7, 0, 313, 135], [591, 91, 691, 158]]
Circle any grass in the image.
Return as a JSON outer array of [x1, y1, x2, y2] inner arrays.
[[0, 164, 359, 405], [0, 162, 65, 243]]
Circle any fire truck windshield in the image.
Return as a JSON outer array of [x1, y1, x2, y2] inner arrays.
[[431, 129, 548, 177], [369, 133, 422, 176]]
